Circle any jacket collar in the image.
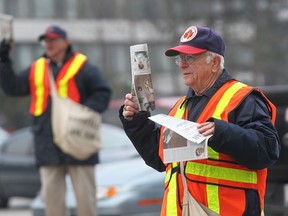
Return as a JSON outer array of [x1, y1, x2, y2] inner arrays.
[[186, 69, 235, 99]]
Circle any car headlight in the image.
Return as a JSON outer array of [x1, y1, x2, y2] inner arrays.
[[97, 186, 118, 200]]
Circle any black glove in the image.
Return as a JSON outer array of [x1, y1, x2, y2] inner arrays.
[[0, 39, 11, 62]]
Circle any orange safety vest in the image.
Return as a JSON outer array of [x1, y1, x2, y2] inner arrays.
[[29, 52, 87, 116], [159, 80, 276, 216]]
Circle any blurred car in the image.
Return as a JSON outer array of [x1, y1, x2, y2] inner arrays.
[[31, 157, 165, 216], [0, 123, 138, 208], [0, 127, 9, 147], [259, 85, 288, 215]]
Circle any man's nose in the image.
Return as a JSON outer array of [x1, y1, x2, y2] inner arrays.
[[179, 61, 189, 69]]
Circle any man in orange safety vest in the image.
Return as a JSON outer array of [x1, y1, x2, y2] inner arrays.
[[0, 25, 111, 216], [119, 25, 280, 216]]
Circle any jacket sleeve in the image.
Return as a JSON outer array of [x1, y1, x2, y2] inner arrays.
[[79, 61, 112, 113], [0, 61, 30, 96], [119, 106, 166, 172], [209, 91, 281, 170]]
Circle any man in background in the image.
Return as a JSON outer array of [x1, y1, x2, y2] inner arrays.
[[0, 25, 111, 216]]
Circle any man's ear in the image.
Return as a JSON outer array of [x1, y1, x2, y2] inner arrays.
[[212, 55, 221, 72]]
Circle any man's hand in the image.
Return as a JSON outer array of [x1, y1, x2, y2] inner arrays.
[[0, 39, 11, 62], [123, 93, 139, 120]]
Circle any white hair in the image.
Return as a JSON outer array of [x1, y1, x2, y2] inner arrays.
[[206, 51, 224, 71]]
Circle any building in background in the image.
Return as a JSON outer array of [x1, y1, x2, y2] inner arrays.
[[1, 0, 288, 128]]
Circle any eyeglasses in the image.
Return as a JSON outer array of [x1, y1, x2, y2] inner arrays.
[[40, 38, 62, 47], [174, 53, 206, 65]]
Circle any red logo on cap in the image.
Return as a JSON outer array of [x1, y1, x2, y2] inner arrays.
[[183, 30, 193, 39], [180, 26, 197, 42]]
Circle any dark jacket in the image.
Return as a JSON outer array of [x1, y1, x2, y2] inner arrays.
[[0, 45, 112, 167], [119, 69, 280, 215]]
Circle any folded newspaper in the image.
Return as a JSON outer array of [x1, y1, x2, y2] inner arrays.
[[130, 44, 155, 111], [0, 13, 13, 42], [149, 114, 211, 163]]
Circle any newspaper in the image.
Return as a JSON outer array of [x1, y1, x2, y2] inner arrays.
[[130, 44, 155, 111], [149, 114, 212, 163], [0, 13, 13, 41]]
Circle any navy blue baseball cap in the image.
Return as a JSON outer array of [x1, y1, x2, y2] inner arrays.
[[165, 25, 225, 57], [38, 25, 67, 41]]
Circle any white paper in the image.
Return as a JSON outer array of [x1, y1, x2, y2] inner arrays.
[[0, 13, 13, 41], [130, 44, 155, 111], [149, 114, 211, 163]]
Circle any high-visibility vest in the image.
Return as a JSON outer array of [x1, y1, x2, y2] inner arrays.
[[29, 52, 87, 116], [159, 80, 276, 216]]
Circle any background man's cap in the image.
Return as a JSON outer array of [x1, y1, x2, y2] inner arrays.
[[38, 25, 67, 41], [165, 25, 225, 57]]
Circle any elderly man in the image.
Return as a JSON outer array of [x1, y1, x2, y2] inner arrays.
[[119, 25, 280, 216], [0, 25, 111, 216]]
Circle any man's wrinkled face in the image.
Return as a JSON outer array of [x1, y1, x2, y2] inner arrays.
[[175, 52, 213, 88]]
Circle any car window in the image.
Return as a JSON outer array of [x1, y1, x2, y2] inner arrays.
[[1, 129, 34, 155], [101, 125, 132, 149], [0, 128, 9, 145]]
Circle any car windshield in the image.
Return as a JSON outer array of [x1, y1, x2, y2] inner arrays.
[[0, 128, 9, 146], [101, 124, 132, 149]]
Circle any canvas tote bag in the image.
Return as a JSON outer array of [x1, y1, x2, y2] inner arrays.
[[49, 71, 102, 160], [180, 162, 220, 216]]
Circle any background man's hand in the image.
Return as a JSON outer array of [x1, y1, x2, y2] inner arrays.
[[0, 39, 11, 62]]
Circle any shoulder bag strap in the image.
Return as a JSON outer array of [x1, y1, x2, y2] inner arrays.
[[180, 162, 219, 216]]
